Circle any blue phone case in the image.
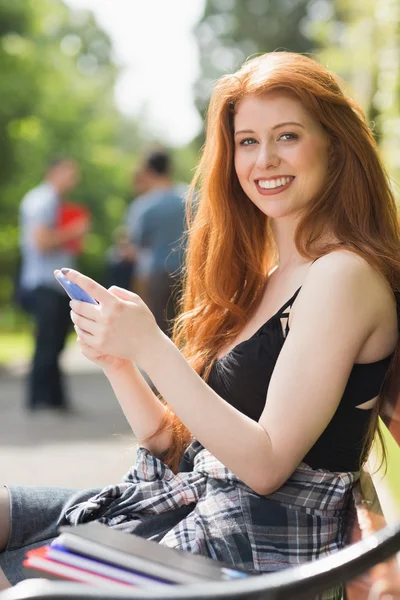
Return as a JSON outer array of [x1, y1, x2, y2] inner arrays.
[[55, 273, 98, 304]]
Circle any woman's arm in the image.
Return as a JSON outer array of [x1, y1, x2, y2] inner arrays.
[[103, 362, 172, 456], [70, 284, 173, 456], [65, 253, 396, 495]]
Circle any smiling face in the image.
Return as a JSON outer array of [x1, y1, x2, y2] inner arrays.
[[233, 92, 329, 222]]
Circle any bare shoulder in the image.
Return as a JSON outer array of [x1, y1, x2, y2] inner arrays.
[[304, 249, 392, 302], [292, 249, 397, 358], [309, 249, 380, 281]]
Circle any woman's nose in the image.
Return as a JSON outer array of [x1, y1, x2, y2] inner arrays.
[[256, 143, 280, 169]]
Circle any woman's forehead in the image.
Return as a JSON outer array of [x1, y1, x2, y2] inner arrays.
[[233, 93, 318, 131], [235, 92, 305, 117]]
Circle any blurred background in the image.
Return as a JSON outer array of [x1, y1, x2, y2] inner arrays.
[[0, 0, 399, 488]]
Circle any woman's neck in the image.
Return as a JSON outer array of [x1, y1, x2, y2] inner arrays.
[[271, 217, 305, 271]]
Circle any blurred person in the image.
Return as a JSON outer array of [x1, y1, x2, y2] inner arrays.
[[125, 150, 187, 336], [18, 157, 89, 411], [132, 165, 151, 196], [104, 226, 136, 290]]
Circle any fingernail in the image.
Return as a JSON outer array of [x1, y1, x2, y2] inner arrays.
[[61, 268, 70, 274]]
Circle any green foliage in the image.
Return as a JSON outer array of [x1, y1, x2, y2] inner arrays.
[[193, 0, 318, 119], [308, 0, 400, 198]]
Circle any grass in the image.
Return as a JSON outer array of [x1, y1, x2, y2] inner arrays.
[[0, 330, 76, 366], [381, 421, 400, 508], [0, 331, 33, 365]]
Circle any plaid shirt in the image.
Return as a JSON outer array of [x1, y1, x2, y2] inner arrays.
[[63, 441, 357, 599]]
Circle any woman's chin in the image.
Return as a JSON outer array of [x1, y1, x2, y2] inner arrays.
[[256, 204, 295, 220]]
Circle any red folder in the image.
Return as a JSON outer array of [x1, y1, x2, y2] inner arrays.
[[58, 202, 90, 254]]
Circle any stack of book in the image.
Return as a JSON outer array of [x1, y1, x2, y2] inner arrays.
[[24, 522, 250, 590]]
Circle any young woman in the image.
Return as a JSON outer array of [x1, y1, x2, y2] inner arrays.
[[1, 52, 399, 600]]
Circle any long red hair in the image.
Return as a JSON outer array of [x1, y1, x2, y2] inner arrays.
[[151, 52, 400, 472]]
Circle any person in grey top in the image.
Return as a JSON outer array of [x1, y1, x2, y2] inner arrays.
[[126, 150, 187, 335], [19, 158, 88, 410]]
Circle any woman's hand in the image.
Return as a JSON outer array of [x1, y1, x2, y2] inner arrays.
[[75, 336, 130, 374], [57, 268, 162, 366]]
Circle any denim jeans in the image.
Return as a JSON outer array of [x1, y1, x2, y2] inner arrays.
[[0, 485, 100, 584]]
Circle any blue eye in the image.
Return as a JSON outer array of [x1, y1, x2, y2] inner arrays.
[[239, 137, 257, 146], [278, 133, 298, 141]]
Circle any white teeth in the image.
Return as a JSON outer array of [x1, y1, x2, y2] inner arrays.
[[258, 176, 293, 189]]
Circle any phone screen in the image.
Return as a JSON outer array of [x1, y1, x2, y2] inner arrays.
[[55, 272, 98, 304]]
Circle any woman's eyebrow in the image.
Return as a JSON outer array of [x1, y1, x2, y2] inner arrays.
[[234, 129, 255, 137], [234, 122, 305, 137], [272, 121, 305, 130]]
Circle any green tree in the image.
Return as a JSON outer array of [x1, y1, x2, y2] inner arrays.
[[0, 0, 142, 314], [310, 0, 400, 198], [193, 0, 318, 116]]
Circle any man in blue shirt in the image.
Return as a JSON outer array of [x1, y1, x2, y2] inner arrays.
[[126, 151, 187, 336], [19, 158, 87, 410]]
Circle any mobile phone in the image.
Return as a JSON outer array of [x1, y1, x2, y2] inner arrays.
[[55, 272, 98, 304]]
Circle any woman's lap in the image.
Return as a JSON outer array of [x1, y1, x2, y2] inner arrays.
[[0, 485, 101, 585]]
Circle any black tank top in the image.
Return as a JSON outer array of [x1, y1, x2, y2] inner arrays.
[[207, 288, 398, 472]]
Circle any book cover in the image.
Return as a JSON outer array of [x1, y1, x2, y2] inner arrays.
[[47, 545, 168, 587], [24, 547, 134, 590], [55, 523, 250, 584]]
